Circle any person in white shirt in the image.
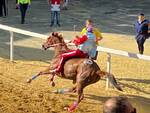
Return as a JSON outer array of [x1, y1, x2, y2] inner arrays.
[[62, 0, 68, 10], [48, 0, 62, 27]]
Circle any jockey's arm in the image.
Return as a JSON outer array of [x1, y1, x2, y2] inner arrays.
[[72, 35, 88, 46], [94, 28, 103, 45], [96, 36, 103, 42]]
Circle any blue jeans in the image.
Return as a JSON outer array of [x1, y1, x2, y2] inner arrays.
[[136, 33, 150, 54], [19, 3, 28, 24], [0, 0, 7, 16], [51, 11, 60, 24]]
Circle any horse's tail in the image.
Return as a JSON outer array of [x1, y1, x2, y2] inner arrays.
[[96, 70, 123, 91]]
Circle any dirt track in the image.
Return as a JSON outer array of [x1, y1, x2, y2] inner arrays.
[[0, 54, 150, 113], [0, 33, 150, 113]]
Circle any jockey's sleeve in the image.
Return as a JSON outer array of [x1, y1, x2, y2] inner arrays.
[[73, 35, 88, 46]]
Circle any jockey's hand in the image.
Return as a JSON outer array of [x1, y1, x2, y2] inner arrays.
[[67, 42, 75, 46], [75, 35, 80, 39], [67, 40, 72, 43]]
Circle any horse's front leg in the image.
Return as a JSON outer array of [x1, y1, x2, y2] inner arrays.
[[26, 66, 53, 83], [48, 73, 55, 87], [52, 86, 77, 94]]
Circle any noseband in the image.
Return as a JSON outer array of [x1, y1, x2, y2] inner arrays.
[[47, 33, 66, 47]]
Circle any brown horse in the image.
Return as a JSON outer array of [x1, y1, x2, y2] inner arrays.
[[27, 32, 122, 111]]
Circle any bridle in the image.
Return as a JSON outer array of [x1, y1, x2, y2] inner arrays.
[[42, 32, 72, 50], [48, 43, 65, 47]]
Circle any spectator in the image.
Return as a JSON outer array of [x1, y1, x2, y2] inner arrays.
[[134, 13, 150, 54], [81, 19, 103, 46], [62, 0, 69, 10], [103, 96, 136, 113], [16, 0, 18, 9], [17, 0, 31, 24], [48, 0, 62, 27], [80, 19, 103, 59], [0, 0, 7, 17]]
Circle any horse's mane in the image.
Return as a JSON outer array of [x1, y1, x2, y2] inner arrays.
[[51, 32, 70, 52]]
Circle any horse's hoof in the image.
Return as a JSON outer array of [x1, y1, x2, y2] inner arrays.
[[51, 82, 55, 87], [64, 106, 69, 110], [68, 102, 78, 112], [26, 79, 32, 83]]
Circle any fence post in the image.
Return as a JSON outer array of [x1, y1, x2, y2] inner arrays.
[[106, 53, 111, 89], [73, 25, 77, 32], [10, 31, 14, 62]]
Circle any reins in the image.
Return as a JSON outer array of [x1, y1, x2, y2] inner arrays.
[[49, 43, 64, 47], [49, 42, 75, 47]]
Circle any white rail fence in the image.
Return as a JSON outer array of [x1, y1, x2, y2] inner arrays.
[[0, 24, 150, 89]]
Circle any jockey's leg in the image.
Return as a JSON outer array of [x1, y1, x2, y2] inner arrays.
[[51, 49, 87, 73], [50, 49, 87, 73]]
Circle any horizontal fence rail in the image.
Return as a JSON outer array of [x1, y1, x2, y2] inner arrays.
[[0, 24, 150, 89], [0, 24, 48, 39], [97, 46, 150, 61]]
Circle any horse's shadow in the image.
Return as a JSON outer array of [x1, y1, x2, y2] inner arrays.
[[118, 78, 150, 84], [60, 77, 150, 105], [117, 77, 150, 95], [63, 92, 150, 106], [64, 93, 110, 105]]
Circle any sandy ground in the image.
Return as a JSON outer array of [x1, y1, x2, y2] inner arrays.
[[0, 0, 150, 113], [0, 32, 150, 113]]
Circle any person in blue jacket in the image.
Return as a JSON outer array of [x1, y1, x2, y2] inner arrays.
[[134, 13, 150, 54]]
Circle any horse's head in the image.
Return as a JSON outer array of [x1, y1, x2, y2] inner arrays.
[[42, 32, 65, 50]]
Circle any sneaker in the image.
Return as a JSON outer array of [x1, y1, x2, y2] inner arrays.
[[21, 19, 25, 24], [21, 21, 25, 24], [57, 23, 61, 27]]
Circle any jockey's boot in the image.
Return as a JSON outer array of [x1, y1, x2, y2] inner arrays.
[[49, 68, 59, 74]]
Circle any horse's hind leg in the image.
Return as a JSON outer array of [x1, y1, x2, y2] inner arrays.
[[98, 70, 122, 91], [52, 86, 77, 94], [68, 83, 84, 112], [68, 80, 84, 112]]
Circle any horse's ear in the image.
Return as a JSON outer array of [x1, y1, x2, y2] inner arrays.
[[55, 32, 58, 37], [52, 32, 59, 37], [52, 32, 55, 36], [58, 33, 63, 38]]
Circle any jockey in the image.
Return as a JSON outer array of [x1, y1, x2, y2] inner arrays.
[[77, 25, 97, 59], [50, 26, 97, 74]]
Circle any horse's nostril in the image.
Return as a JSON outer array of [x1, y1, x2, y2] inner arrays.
[[44, 47, 47, 50], [42, 45, 46, 50]]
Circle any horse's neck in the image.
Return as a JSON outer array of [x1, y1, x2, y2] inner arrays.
[[53, 45, 67, 58]]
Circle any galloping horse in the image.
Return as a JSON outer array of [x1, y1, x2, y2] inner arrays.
[[27, 32, 122, 111]]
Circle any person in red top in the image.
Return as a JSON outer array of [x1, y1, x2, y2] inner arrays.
[[48, 0, 63, 27]]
